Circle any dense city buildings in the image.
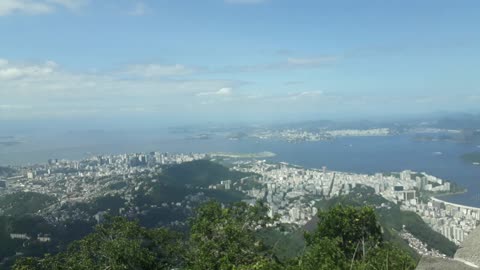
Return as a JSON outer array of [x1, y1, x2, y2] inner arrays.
[[1, 151, 478, 258], [250, 128, 393, 142]]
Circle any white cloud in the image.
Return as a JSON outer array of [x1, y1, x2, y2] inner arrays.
[[0, 58, 238, 119], [225, 0, 267, 4], [197, 87, 233, 96], [129, 1, 148, 16], [122, 64, 196, 77], [218, 56, 338, 73], [0, 0, 52, 16], [0, 61, 57, 80], [46, 0, 88, 10], [0, 0, 87, 16], [287, 57, 337, 66], [287, 91, 324, 101], [0, 104, 32, 110], [216, 87, 233, 95]]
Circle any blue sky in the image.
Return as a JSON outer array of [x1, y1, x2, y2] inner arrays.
[[0, 0, 479, 124]]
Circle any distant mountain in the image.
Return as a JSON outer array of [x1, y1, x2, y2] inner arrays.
[[434, 113, 480, 130], [461, 152, 480, 164]]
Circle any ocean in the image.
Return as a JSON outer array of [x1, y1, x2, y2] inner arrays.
[[0, 131, 478, 207]]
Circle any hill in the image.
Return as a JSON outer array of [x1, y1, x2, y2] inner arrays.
[[12, 202, 417, 270], [0, 192, 57, 216], [163, 159, 252, 187], [315, 186, 457, 257]]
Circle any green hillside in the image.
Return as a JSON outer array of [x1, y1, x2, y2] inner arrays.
[[0, 192, 57, 216], [13, 202, 417, 270], [163, 159, 252, 187], [317, 186, 457, 257]]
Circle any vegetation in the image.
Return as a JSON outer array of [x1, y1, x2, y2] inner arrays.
[[0, 215, 59, 267], [317, 186, 457, 257], [14, 217, 184, 270], [289, 205, 416, 270], [163, 159, 252, 187], [0, 192, 57, 216], [0, 163, 436, 269], [257, 227, 306, 261], [13, 201, 417, 270], [186, 201, 278, 269]]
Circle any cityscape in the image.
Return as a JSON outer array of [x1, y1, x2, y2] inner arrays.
[[1, 150, 479, 260], [2, 0, 480, 268]]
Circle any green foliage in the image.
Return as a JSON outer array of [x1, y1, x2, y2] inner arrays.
[[322, 186, 456, 257], [134, 160, 248, 207], [187, 200, 278, 270], [400, 211, 457, 257], [10, 201, 420, 270], [360, 243, 416, 270], [163, 159, 251, 187], [306, 205, 382, 260], [203, 189, 247, 203], [0, 192, 57, 216], [296, 205, 416, 270], [0, 215, 59, 267], [13, 217, 184, 270], [293, 238, 348, 270], [91, 195, 126, 215], [134, 181, 191, 206], [257, 227, 306, 262]]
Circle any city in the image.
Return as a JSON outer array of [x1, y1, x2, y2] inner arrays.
[[1, 151, 478, 260]]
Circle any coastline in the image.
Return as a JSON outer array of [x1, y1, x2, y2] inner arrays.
[[431, 196, 480, 211]]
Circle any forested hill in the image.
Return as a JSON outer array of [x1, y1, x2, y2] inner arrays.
[[162, 159, 252, 187], [12, 202, 418, 270], [314, 186, 457, 257], [0, 192, 57, 216]]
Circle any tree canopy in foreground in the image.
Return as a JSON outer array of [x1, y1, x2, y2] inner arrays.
[[14, 202, 416, 270]]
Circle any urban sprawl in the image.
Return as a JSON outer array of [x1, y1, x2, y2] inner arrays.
[[0, 151, 478, 259]]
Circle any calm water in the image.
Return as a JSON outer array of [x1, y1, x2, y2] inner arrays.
[[0, 132, 479, 206]]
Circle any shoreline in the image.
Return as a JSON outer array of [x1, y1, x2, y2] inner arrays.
[[431, 196, 480, 212]]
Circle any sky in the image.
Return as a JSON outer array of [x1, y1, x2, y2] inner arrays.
[[0, 0, 479, 126]]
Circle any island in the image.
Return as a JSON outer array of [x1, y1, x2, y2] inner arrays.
[[461, 152, 480, 165]]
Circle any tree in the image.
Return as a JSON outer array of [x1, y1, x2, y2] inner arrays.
[[292, 238, 348, 270], [360, 243, 416, 270], [13, 217, 184, 270], [306, 204, 382, 261], [187, 200, 278, 270], [300, 205, 416, 270], [13, 202, 417, 270]]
